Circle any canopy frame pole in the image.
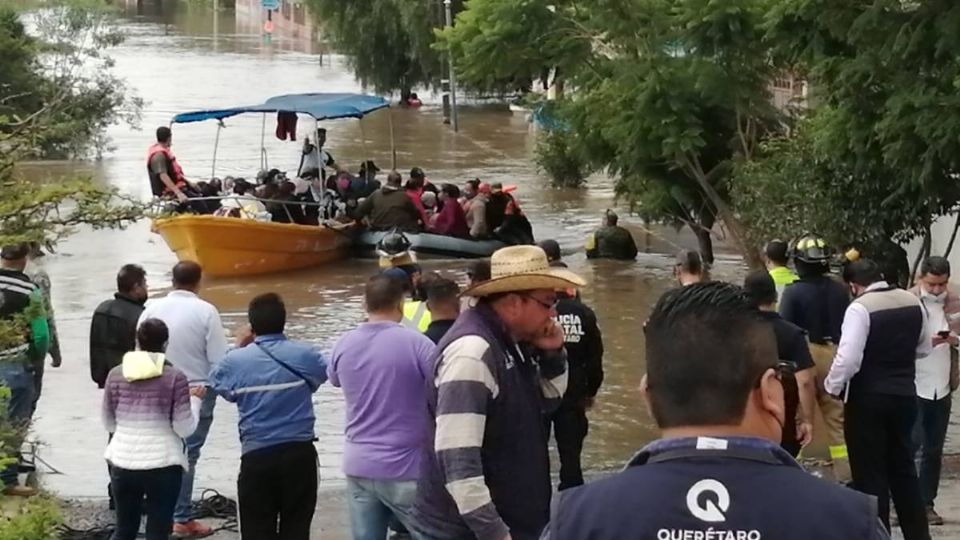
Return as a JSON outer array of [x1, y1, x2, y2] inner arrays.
[[260, 113, 268, 171], [388, 108, 397, 170], [359, 115, 368, 163], [211, 121, 223, 180], [315, 119, 325, 219]]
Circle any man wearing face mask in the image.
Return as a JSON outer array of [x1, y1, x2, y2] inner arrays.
[[826, 259, 931, 540], [908, 256, 960, 527], [541, 282, 887, 540]]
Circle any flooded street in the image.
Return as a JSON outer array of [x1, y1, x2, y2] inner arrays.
[[22, 3, 742, 498]]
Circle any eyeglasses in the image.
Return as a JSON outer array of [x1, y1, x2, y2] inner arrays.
[[521, 293, 559, 310]]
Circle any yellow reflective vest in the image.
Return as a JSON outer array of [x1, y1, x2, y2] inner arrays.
[[402, 301, 432, 333]]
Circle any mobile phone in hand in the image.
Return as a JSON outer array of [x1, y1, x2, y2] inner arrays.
[[938, 330, 951, 338]]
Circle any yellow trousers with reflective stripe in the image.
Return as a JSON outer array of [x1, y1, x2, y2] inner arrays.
[[810, 343, 852, 483]]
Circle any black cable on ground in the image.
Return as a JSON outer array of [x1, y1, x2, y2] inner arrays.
[[56, 489, 239, 539]]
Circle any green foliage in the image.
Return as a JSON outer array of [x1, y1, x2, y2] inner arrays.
[[305, 0, 453, 96], [0, 496, 61, 540], [0, 0, 142, 159], [766, 0, 960, 190], [732, 119, 958, 250], [435, 0, 589, 95], [534, 130, 589, 188]]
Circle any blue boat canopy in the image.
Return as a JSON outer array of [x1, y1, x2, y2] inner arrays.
[[172, 93, 390, 124]]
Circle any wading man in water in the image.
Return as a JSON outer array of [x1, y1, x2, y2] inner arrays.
[[210, 293, 327, 540], [542, 282, 890, 540], [548, 284, 604, 490], [413, 245, 581, 540], [138, 261, 228, 538]]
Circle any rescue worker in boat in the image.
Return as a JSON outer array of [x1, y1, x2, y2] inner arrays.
[[357, 172, 423, 232], [491, 183, 535, 245], [147, 126, 197, 205], [377, 232, 432, 332], [585, 210, 638, 261], [351, 160, 382, 199], [298, 129, 337, 180]]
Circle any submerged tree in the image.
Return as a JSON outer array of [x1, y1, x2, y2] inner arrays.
[[306, 0, 459, 99], [0, 3, 143, 524], [443, 0, 782, 263], [0, 0, 142, 159]]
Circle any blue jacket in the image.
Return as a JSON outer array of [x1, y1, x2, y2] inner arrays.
[[210, 334, 327, 455]]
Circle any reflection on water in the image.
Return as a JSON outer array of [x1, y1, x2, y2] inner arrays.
[[25, 2, 738, 498]]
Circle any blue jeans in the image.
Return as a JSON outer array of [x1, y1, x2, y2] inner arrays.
[[346, 476, 423, 540], [174, 391, 216, 523], [913, 394, 952, 508], [0, 363, 35, 488], [111, 465, 183, 540]]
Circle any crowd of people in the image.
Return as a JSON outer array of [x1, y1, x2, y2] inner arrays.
[[1, 221, 956, 540], [147, 126, 535, 245]]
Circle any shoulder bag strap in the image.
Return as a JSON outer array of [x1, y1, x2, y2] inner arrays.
[[255, 343, 315, 391]]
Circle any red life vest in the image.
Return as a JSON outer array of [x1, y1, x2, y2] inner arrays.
[[146, 143, 186, 195]]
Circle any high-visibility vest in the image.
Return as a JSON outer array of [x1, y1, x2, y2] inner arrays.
[[402, 301, 432, 333]]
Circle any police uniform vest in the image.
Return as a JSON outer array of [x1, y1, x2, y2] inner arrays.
[[546, 437, 879, 540], [849, 285, 924, 397]]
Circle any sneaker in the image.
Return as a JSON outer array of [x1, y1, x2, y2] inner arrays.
[[3, 485, 37, 497], [927, 506, 945, 526], [172, 521, 214, 538]]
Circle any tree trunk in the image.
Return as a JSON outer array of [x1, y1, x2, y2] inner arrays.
[[945, 212, 960, 259], [695, 213, 716, 264], [686, 165, 761, 268], [909, 227, 932, 288]]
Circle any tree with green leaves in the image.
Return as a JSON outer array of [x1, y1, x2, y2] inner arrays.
[[762, 0, 960, 268], [1, 0, 143, 159], [443, 0, 783, 263], [305, 0, 458, 99], [0, 2, 142, 526]]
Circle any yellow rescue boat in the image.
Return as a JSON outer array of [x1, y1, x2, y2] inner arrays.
[[152, 215, 355, 277]]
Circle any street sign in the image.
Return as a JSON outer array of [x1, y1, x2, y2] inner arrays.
[[261, 0, 279, 10]]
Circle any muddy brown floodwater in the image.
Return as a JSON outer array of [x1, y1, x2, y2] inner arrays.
[[20, 3, 744, 499]]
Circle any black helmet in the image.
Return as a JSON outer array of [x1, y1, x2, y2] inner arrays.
[[791, 234, 834, 264], [375, 231, 412, 259]]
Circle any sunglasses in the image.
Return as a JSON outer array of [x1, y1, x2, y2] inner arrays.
[[521, 293, 559, 310]]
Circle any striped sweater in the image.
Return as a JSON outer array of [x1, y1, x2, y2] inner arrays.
[[414, 304, 568, 540], [102, 352, 196, 470]]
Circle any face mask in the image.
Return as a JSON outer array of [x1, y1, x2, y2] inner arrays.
[[922, 289, 947, 303]]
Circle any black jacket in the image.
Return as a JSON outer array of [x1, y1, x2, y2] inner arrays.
[[555, 297, 604, 406], [89, 293, 145, 388]]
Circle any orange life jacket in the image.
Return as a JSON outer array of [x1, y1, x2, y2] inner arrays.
[[146, 143, 186, 196]]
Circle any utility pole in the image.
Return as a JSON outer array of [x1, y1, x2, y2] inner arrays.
[[444, 0, 459, 132]]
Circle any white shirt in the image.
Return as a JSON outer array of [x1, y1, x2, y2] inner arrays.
[[917, 293, 951, 400], [138, 290, 228, 384], [824, 281, 932, 398]]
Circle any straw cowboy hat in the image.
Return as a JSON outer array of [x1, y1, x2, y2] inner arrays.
[[463, 245, 586, 297]]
